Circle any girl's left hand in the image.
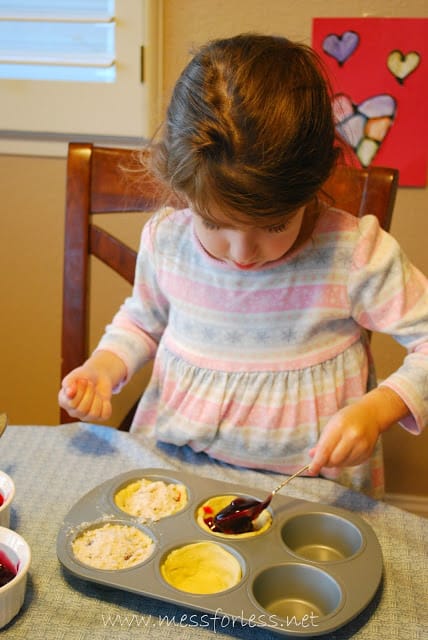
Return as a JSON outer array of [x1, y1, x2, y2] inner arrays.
[[308, 402, 382, 474], [308, 386, 409, 475]]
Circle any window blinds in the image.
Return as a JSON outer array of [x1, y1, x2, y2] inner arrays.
[[0, 0, 116, 82], [0, 0, 163, 151]]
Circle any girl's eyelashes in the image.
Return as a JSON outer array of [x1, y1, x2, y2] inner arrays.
[[199, 217, 288, 233], [267, 223, 288, 233], [201, 219, 221, 230]]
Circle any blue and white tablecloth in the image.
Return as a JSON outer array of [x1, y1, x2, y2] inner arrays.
[[1, 423, 426, 640]]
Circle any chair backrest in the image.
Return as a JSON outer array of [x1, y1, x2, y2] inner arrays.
[[322, 164, 399, 231], [60, 143, 399, 427], [60, 142, 166, 426]]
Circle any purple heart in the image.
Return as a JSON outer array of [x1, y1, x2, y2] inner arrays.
[[322, 31, 360, 66]]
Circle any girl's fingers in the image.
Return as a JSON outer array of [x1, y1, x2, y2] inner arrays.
[[311, 435, 374, 471], [63, 380, 77, 399], [76, 381, 101, 416], [87, 396, 102, 421], [309, 420, 350, 472], [100, 399, 112, 421], [58, 380, 86, 412], [72, 383, 111, 421], [61, 379, 95, 418], [326, 439, 355, 467], [59, 375, 112, 422], [309, 435, 338, 473], [72, 379, 91, 407]]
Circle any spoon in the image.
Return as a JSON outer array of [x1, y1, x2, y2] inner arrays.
[[0, 414, 7, 438], [213, 463, 311, 533]]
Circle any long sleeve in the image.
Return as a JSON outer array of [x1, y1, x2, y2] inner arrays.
[[96, 216, 169, 381], [348, 215, 428, 433]]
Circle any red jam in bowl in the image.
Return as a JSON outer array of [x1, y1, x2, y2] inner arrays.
[[0, 549, 17, 587], [0, 493, 4, 507]]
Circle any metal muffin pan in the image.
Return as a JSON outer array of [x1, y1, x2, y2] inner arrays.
[[57, 468, 383, 637]]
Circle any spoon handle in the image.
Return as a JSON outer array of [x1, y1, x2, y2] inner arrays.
[[271, 463, 311, 496]]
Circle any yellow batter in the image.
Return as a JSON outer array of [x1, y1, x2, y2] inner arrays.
[[161, 541, 242, 594]]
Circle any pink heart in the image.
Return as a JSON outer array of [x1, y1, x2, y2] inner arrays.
[[333, 94, 354, 120], [333, 93, 397, 166]]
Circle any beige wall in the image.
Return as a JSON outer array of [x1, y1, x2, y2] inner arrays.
[[1, 0, 427, 496]]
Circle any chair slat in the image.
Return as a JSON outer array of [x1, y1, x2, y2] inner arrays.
[[90, 225, 137, 285]]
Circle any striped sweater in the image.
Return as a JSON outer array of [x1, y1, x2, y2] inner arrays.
[[97, 206, 428, 497]]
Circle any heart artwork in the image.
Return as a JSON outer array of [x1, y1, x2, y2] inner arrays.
[[333, 93, 397, 167], [322, 31, 360, 65], [387, 50, 421, 84]]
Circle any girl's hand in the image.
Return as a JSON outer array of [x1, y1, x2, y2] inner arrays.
[[58, 351, 127, 423], [59, 372, 113, 422], [308, 386, 409, 475], [308, 403, 382, 474]]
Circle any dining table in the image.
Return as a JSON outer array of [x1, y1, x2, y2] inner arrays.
[[0, 422, 426, 640]]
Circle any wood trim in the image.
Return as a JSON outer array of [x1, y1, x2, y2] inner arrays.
[[384, 493, 428, 518]]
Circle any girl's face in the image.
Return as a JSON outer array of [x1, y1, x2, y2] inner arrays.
[[192, 205, 305, 270]]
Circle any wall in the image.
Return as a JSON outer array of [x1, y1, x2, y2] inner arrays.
[[0, 0, 427, 497]]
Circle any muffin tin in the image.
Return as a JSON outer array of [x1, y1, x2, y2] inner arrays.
[[57, 468, 383, 637]]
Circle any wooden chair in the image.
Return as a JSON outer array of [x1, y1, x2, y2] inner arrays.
[[60, 142, 399, 428], [322, 164, 399, 232], [60, 142, 168, 428]]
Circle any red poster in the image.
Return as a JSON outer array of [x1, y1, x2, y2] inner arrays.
[[312, 18, 428, 186]]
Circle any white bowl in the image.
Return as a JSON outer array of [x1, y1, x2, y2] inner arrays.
[[0, 527, 31, 629], [0, 472, 15, 528]]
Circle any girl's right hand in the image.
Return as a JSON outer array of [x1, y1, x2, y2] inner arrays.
[[58, 371, 113, 422], [58, 351, 127, 422]]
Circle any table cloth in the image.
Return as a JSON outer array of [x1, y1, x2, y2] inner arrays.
[[0, 423, 426, 639]]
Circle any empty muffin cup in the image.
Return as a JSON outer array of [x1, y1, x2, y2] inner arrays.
[[251, 563, 342, 624], [281, 512, 363, 562]]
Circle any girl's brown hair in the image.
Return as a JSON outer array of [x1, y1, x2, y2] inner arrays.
[[151, 33, 340, 225]]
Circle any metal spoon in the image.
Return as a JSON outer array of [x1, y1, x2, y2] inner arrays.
[[0, 413, 7, 438], [213, 463, 311, 533]]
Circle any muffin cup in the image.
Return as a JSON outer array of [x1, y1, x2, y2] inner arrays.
[[281, 512, 363, 562], [251, 563, 343, 624], [111, 473, 189, 521], [159, 540, 245, 595], [70, 519, 156, 571], [195, 493, 272, 538]]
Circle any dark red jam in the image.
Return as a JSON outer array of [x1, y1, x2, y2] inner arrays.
[[0, 550, 17, 587], [0, 493, 4, 507], [202, 501, 255, 534]]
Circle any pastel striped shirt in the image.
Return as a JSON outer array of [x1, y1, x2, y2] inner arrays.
[[97, 206, 428, 497]]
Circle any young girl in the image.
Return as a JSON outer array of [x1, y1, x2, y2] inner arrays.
[[59, 34, 428, 498]]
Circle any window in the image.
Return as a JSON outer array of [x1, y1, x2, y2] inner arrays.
[[0, 0, 163, 155], [0, 0, 116, 83]]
